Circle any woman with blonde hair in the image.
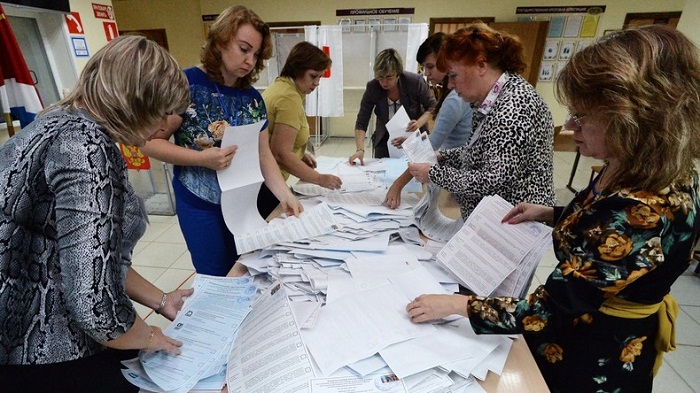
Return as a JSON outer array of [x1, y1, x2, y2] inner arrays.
[[408, 25, 700, 392], [0, 35, 192, 392], [348, 48, 436, 163], [141, 5, 302, 276]]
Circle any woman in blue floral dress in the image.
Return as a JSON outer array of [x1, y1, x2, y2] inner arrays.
[[142, 6, 302, 276], [407, 25, 700, 393]]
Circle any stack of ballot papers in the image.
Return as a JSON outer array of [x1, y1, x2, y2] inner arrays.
[[436, 194, 552, 298], [121, 275, 258, 393], [134, 160, 551, 392]]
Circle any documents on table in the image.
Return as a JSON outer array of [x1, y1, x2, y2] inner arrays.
[[436, 195, 552, 297], [401, 129, 437, 164], [234, 201, 341, 254], [413, 183, 465, 242], [386, 106, 410, 158], [218, 120, 267, 235], [123, 275, 257, 393], [226, 282, 314, 393]]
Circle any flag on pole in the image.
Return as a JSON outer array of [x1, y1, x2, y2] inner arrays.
[[0, 4, 43, 134]]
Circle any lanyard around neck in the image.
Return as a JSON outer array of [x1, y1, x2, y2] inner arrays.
[[213, 82, 238, 126]]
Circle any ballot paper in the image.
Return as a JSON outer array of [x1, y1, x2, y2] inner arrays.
[[401, 130, 437, 164], [310, 372, 408, 393], [218, 120, 268, 235], [436, 195, 552, 296], [413, 183, 464, 243], [234, 202, 341, 254], [132, 275, 256, 393], [226, 282, 314, 393], [386, 106, 410, 158]]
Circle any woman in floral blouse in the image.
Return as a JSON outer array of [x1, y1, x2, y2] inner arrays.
[[407, 25, 700, 393], [141, 6, 302, 276]]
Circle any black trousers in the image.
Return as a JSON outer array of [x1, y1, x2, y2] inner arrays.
[[0, 349, 139, 393]]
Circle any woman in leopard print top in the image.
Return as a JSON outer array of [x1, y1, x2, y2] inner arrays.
[[409, 24, 556, 220]]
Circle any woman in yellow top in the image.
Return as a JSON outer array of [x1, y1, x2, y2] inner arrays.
[[258, 41, 342, 217]]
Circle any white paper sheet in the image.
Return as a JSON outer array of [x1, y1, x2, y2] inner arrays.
[[226, 282, 314, 392], [218, 121, 267, 235], [385, 106, 410, 158]]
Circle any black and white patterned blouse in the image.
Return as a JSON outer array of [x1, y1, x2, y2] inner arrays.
[[429, 72, 556, 219], [0, 108, 145, 364]]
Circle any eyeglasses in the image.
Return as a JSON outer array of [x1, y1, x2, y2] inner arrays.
[[567, 113, 587, 128], [376, 75, 397, 82]]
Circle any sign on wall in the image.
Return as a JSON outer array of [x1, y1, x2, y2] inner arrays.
[[92, 3, 114, 20], [65, 12, 83, 34]]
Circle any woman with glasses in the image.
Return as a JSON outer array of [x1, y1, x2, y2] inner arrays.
[[383, 32, 473, 209], [348, 48, 436, 164], [407, 24, 556, 221], [408, 25, 700, 392]]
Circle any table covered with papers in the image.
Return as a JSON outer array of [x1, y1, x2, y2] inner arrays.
[[123, 156, 550, 393]]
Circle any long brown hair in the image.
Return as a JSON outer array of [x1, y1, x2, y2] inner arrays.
[[556, 25, 700, 191], [201, 5, 272, 88]]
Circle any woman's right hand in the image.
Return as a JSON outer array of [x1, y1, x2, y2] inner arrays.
[[200, 145, 237, 170], [318, 174, 342, 190], [501, 203, 554, 225], [145, 326, 184, 355], [383, 184, 402, 209], [348, 150, 365, 166]]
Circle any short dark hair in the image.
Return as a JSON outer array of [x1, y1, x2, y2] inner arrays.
[[280, 41, 332, 79]]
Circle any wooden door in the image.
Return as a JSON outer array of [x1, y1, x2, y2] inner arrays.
[[490, 21, 549, 87]]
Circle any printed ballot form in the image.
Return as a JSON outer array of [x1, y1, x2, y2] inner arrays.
[[436, 195, 551, 297], [386, 106, 410, 158]]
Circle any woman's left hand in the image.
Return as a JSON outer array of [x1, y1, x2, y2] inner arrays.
[[406, 120, 419, 132], [406, 294, 468, 323], [302, 153, 317, 168], [390, 136, 407, 148], [160, 288, 195, 321], [408, 162, 434, 184], [281, 193, 304, 217]]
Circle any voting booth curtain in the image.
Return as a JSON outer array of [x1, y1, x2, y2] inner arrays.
[[259, 23, 429, 119]]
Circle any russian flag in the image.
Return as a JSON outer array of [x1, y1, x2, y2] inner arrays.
[[0, 4, 43, 132]]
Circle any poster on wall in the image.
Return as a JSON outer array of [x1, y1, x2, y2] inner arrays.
[[71, 37, 89, 57], [543, 41, 559, 60], [558, 41, 576, 60], [539, 63, 556, 82], [563, 16, 583, 37]]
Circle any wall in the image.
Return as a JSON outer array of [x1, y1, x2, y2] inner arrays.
[[112, 0, 694, 134], [111, 0, 203, 68], [66, 0, 116, 73]]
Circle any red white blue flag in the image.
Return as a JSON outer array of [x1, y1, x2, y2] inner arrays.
[[0, 4, 43, 129]]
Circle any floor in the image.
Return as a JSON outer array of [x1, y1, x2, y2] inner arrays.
[[1, 129, 698, 392]]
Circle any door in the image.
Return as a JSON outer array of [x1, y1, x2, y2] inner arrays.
[[490, 21, 549, 87], [7, 15, 60, 106]]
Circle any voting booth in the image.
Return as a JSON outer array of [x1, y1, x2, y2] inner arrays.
[[255, 23, 429, 146]]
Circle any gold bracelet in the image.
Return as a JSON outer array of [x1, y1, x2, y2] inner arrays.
[[356, 148, 364, 153], [155, 292, 168, 314]]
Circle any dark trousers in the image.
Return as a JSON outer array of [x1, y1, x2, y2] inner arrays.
[[0, 349, 139, 393]]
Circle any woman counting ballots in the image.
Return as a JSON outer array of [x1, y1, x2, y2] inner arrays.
[[407, 24, 556, 220], [383, 32, 473, 209], [348, 48, 436, 164], [258, 41, 342, 218], [0, 35, 193, 392], [140, 6, 303, 277], [407, 25, 700, 393]]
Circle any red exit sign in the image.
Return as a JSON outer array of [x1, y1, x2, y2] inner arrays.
[[92, 3, 114, 20]]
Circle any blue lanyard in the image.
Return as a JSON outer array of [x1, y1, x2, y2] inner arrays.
[[213, 82, 238, 126]]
